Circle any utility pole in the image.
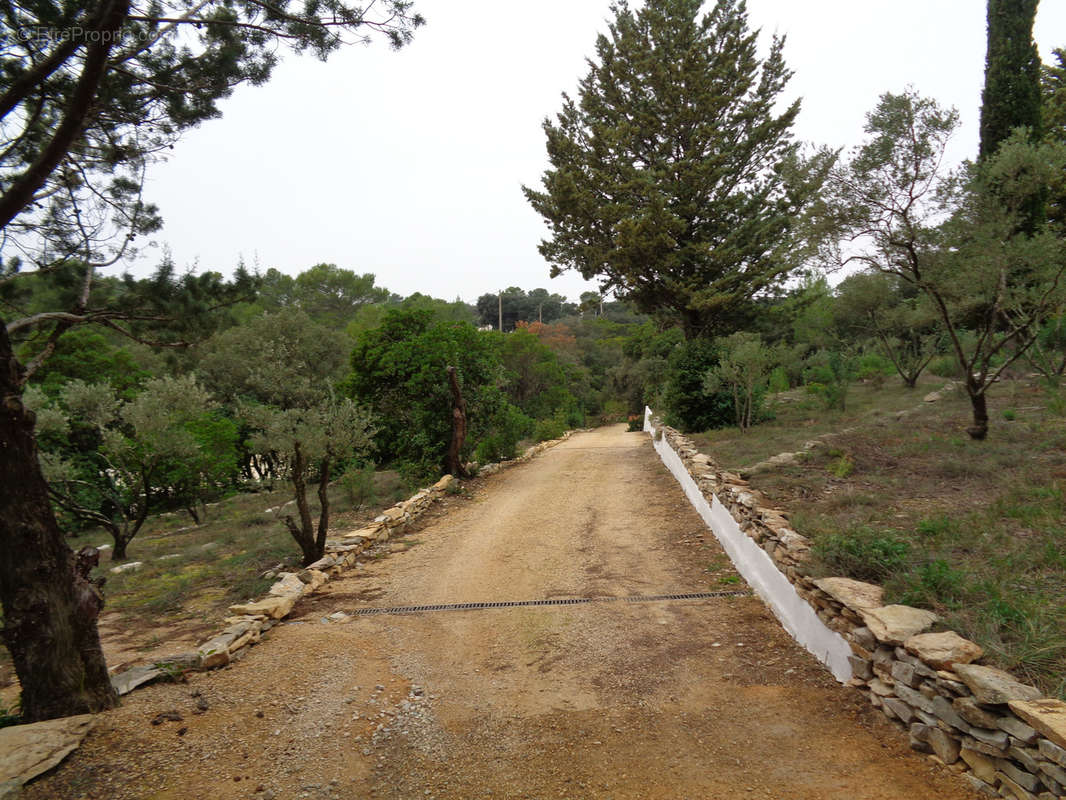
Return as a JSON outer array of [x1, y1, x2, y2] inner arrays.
[[498, 290, 503, 332]]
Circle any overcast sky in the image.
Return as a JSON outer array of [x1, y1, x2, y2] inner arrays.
[[136, 1, 1066, 304]]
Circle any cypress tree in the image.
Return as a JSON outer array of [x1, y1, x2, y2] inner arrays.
[[979, 0, 1042, 160]]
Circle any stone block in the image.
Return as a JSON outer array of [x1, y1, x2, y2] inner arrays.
[[910, 722, 932, 742], [937, 674, 970, 696], [998, 716, 1040, 746], [859, 605, 938, 646], [963, 734, 1010, 757], [849, 626, 877, 652], [1007, 746, 1041, 774], [228, 594, 297, 620], [995, 771, 1038, 800], [968, 726, 1010, 750], [1038, 738, 1066, 768], [0, 714, 95, 788], [954, 664, 1042, 705], [894, 682, 935, 715], [1038, 760, 1066, 788], [961, 746, 1001, 782], [268, 573, 305, 597], [198, 633, 237, 668], [891, 660, 920, 688], [955, 696, 1003, 730], [813, 577, 884, 612], [848, 655, 873, 681], [883, 697, 916, 724], [110, 665, 164, 696], [904, 630, 984, 670], [961, 773, 999, 797], [998, 761, 1044, 793], [927, 727, 961, 764], [932, 695, 969, 731], [869, 678, 895, 697], [1008, 699, 1066, 751]]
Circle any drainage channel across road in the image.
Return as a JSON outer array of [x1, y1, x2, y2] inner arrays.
[[349, 590, 752, 617]]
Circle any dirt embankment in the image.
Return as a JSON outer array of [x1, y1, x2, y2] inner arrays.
[[24, 426, 976, 800]]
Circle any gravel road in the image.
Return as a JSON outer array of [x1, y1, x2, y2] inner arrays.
[[24, 425, 976, 799]]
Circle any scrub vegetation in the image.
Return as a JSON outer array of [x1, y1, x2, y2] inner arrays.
[[2, 0, 1066, 720]]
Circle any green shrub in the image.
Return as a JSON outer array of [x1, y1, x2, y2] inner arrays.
[[813, 526, 911, 581], [826, 453, 854, 478], [915, 515, 957, 540], [534, 414, 568, 442], [803, 350, 854, 411], [894, 559, 967, 609], [662, 339, 735, 432], [340, 463, 377, 509], [855, 352, 894, 388], [1002, 408, 1017, 421], [767, 366, 790, 394], [928, 354, 963, 378], [475, 404, 533, 463]]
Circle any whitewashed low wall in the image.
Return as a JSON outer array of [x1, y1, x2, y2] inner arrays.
[[643, 409, 1066, 800], [644, 407, 852, 682]]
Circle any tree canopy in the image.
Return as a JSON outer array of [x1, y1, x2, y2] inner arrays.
[[474, 287, 573, 331], [523, 0, 831, 339]]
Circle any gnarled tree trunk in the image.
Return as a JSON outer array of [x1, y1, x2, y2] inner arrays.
[[315, 458, 331, 560], [0, 320, 118, 721], [967, 389, 990, 440], [283, 442, 320, 566], [445, 366, 470, 478]]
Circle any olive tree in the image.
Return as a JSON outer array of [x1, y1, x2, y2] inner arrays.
[[826, 90, 1066, 439], [702, 332, 774, 431], [199, 309, 375, 564], [242, 394, 374, 565], [29, 375, 238, 559]]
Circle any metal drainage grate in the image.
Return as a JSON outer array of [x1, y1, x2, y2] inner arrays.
[[350, 590, 751, 617]]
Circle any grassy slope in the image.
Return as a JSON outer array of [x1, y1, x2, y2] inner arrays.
[[97, 470, 413, 622], [691, 376, 1066, 697]]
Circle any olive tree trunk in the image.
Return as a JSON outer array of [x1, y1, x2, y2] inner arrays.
[[967, 389, 990, 441], [283, 442, 323, 566]]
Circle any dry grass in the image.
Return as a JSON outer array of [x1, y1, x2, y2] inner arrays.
[[692, 376, 1066, 697]]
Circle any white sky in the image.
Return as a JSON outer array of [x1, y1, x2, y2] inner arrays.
[[136, 0, 1066, 304]]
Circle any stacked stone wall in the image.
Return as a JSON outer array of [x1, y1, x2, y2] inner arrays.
[[646, 410, 1066, 800]]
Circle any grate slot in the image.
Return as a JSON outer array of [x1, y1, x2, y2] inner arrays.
[[349, 590, 751, 617]]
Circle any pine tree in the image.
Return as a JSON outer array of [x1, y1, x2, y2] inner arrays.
[[523, 0, 829, 340], [979, 0, 1042, 160]]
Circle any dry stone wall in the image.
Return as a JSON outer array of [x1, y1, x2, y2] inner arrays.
[[644, 409, 1066, 800], [109, 433, 575, 695]]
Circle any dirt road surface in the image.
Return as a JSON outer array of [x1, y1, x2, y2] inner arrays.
[[24, 425, 976, 800]]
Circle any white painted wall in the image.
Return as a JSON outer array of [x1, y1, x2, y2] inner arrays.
[[644, 408, 853, 683]]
